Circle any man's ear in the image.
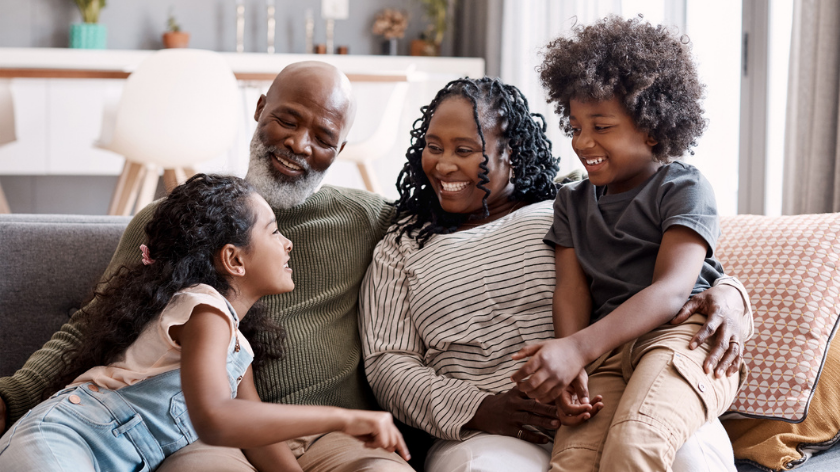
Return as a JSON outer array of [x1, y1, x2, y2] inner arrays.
[[254, 94, 267, 122], [218, 244, 246, 277], [646, 134, 659, 148]]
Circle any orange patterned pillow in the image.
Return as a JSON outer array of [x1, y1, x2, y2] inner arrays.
[[717, 213, 840, 421]]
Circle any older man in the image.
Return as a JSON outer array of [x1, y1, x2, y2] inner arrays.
[[0, 61, 747, 471]]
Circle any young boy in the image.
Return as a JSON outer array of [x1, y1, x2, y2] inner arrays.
[[510, 16, 751, 472]]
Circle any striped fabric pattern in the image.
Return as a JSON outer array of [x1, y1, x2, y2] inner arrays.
[[360, 201, 556, 440]]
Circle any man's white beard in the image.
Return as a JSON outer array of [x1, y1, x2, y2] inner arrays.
[[245, 129, 326, 210]]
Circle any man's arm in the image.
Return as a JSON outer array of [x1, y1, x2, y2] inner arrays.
[[0, 203, 157, 431], [670, 276, 752, 377]]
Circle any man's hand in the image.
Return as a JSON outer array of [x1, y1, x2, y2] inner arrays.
[[464, 386, 559, 444], [671, 283, 745, 378], [0, 396, 6, 433], [556, 370, 604, 426]]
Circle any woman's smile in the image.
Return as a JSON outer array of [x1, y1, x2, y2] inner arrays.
[[421, 97, 515, 222]]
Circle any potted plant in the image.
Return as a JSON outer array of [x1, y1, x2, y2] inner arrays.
[[411, 0, 451, 56], [70, 0, 107, 49], [163, 10, 190, 48]]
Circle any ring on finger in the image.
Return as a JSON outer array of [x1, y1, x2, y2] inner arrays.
[[517, 429, 523, 440]]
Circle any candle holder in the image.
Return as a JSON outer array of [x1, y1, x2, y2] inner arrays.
[[266, 0, 276, 53], [235, 0, 245, 53], [320, 0, 348, 56]]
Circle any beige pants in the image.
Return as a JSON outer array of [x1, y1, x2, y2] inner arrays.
[[550, 314, 744, 472], [157, 432, 412, 472]]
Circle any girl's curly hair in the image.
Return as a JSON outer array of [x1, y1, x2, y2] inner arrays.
[[50, 174, 285, 394], [539, 15, 707, 160], [392, 77, 559, 247]]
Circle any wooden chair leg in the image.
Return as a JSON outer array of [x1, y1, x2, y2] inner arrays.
[[163, 168, 189, 193], [356, 162, 382, 194], [109, 162, 144, 216], [134, 164, 159, 213], [0, 180, 10, 214]]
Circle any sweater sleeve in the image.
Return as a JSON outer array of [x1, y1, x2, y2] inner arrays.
[[0, 202, 158, 429], [359, 231, 491, 440]]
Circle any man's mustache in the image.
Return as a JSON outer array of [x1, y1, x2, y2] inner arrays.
[[263, 146, 310, 172]]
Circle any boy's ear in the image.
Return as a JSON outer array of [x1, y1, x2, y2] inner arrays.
[[645, 134, 659, 147], [218, 244, 246, 277]]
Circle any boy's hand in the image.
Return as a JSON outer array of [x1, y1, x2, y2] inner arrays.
[[343, 411, 410, 462], [511, 338, 586, 404], [556, 370, 604, 426]]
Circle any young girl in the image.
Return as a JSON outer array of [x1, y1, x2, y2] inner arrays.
[[0, 174, 408, 471], [511, 17, 750, 471]]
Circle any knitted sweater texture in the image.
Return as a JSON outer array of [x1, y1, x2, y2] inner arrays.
[[0, 185, 393, 426]]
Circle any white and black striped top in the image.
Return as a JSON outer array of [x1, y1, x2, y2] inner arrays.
[[359, 201, 556, 440]]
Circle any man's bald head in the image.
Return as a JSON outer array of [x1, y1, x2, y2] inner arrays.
[[262, 61, 356, 143], [247, 61, 358, 209]]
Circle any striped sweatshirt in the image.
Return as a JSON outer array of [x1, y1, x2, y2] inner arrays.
[[360, 201, 557, 441], [359, 200, 751, 441]]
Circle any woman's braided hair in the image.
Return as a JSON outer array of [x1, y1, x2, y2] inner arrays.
[[539, 15, 707, 160], [392, 77, 559, 247]]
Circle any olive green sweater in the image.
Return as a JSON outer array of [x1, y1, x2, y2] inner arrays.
[[0, 185, 394, 427]]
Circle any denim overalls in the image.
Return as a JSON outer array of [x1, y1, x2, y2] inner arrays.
[[0, 300, 253, 472]]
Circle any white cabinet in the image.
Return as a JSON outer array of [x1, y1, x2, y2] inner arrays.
[[0, 79, 48, 174], [0, 50, 484, 200]]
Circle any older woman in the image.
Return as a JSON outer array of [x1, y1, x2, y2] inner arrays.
[[360, 77, 749, 471]]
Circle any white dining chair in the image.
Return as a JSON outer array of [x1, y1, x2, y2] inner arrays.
[[337, 71, 412, 194], [102, 49, 240, 215], [0, 79, 15, 214]]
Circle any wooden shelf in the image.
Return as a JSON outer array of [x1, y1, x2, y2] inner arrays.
[[0, 68, 409, 83]]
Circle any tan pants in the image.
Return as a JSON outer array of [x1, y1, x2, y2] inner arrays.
[[157, 432, 413, 472], [550, 314, 744, 472]]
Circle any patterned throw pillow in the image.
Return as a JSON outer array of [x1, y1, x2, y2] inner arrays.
[[717, 213, 840, 422]]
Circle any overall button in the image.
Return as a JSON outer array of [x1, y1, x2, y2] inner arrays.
[[89, 385, 100, 392], [68, 395, 82, 404], [698, 383, 706, 393]]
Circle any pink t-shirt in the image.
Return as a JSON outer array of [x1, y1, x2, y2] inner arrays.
[[70, 284, 253, 390]]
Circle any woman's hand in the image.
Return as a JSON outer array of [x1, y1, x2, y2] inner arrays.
[[342, 410, 411, 462], [464, 386, 559, 443], [555, 370, 603, 426], [510, 338, 587, 404], [670, 283, 745, 378]]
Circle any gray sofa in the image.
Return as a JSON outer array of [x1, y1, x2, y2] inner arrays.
[[2, 212, 840, 472], [0, 214, 131, 378]]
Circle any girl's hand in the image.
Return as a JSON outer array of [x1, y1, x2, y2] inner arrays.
[[510, 338, 586, 404], [342, 410, 411, 462], [556, 370, 604, 426]]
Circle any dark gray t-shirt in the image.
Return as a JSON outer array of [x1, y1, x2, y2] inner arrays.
[[544, 161, 724, 323]]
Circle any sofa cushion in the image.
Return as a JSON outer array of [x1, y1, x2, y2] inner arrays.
[[717, 213, 840, 422], [726, 334, 840, 471], [0, 214, 131, 378]]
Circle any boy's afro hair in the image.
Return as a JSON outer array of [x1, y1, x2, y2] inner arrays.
[[539, 15, 707, 160]]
